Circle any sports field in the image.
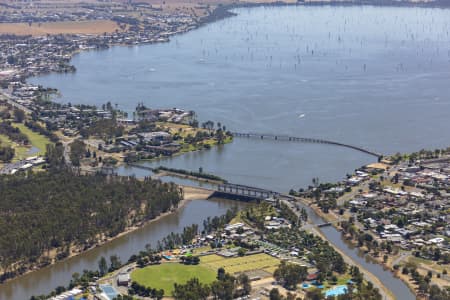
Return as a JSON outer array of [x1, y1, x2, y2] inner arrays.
[[201, 253, 280, 274], [131, 263, 216, 295]]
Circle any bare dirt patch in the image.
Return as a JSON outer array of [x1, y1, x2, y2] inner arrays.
[[0, 20, 120, 36]]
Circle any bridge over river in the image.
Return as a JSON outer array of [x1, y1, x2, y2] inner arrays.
[[213, 183, 280, 201], [231, 132, 382, 158]]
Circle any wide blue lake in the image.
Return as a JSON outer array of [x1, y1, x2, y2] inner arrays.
[[6, 5, 447, 299], [31, 5, 450, 191]]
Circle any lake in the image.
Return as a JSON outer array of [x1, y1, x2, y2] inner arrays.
[[9, 4, 450, 299], [30, 5, 450, 191]]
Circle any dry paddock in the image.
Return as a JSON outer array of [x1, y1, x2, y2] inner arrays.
[[0, 20, 120, 36]]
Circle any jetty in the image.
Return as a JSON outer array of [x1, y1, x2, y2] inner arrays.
[[231, 132, 382, 158]]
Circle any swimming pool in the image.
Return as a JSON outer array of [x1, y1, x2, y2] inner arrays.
[[100, 284, 119, 300], [325, 285, 348, 297]]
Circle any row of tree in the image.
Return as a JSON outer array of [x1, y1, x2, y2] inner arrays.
[[24, 119, 59, 143]]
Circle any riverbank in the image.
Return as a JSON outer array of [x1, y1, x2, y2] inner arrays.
[[296, 198, 398, 299], [0, 184, 214, 285], [303, 199, 421, 298], [309, 225, 396, 300]]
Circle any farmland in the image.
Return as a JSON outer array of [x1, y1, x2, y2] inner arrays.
[[0, 20, 120, 36]]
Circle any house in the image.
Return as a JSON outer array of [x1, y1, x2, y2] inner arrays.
[[117, 273, 131, 286], [138, 131, 171, 144]]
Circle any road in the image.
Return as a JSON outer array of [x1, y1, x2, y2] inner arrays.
[[391, 251, 410, 267], [0, 91, 33, 114]]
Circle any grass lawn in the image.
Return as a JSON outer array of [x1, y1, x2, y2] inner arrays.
[[201, 253, 280, 275], [192, 245, 212, 254], [0, 133, 30, 161], [131, 263, 216, 296], [14, 123, 52, 156]]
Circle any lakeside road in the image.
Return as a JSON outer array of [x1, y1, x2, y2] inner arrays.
[[0, 91, 33, 114]]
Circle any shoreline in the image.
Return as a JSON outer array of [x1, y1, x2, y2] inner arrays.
[[23, 0, 450, 87], [303, 198, 420, 299], [0, 185, 214, 285], [298, 198, 396, 299], [309, 225, 396, 300]]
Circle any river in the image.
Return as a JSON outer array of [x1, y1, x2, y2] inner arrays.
[[8, 4, 450, 299], [299, 203, 414, 299], [0, 198, 247, 300]]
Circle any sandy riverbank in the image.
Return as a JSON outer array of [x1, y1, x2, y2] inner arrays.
[[180, 185, 215, 200]]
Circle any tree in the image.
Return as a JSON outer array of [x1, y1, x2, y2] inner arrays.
[[210, 277, 234, 300], [13, 109, 25, 123], [0, 144, 14, 162], [217, 267, 226, 280], [173, 278, 210, 300], [237, 273, 251, 296], [273, 262, 308, 290], [237, 248, 246, 257], [269, 288, 282, 300], [154, 289, 164, 300], [98, 256, 108, 276], [69, 139, 86, 167], [109, 255, 122, 272], [305, 288, 325, 300]]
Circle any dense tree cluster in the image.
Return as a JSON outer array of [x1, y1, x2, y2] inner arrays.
[[172, 270, 251, 300], [0, 121, 29, 144], [0, 142, 14, 162], [202, 207, 238, 234], [13, 108, 25, 123], [69, 139, 87, 166], [128, 281, 164, 299], [266, 228, 347, 279], [269, 288, 300, 300], [274, 261, 308, 290], [80, 118, 124, 140], [0, 170, 181, 281]]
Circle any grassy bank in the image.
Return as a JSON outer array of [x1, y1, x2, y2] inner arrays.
[[14, 123, 53, 156]]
